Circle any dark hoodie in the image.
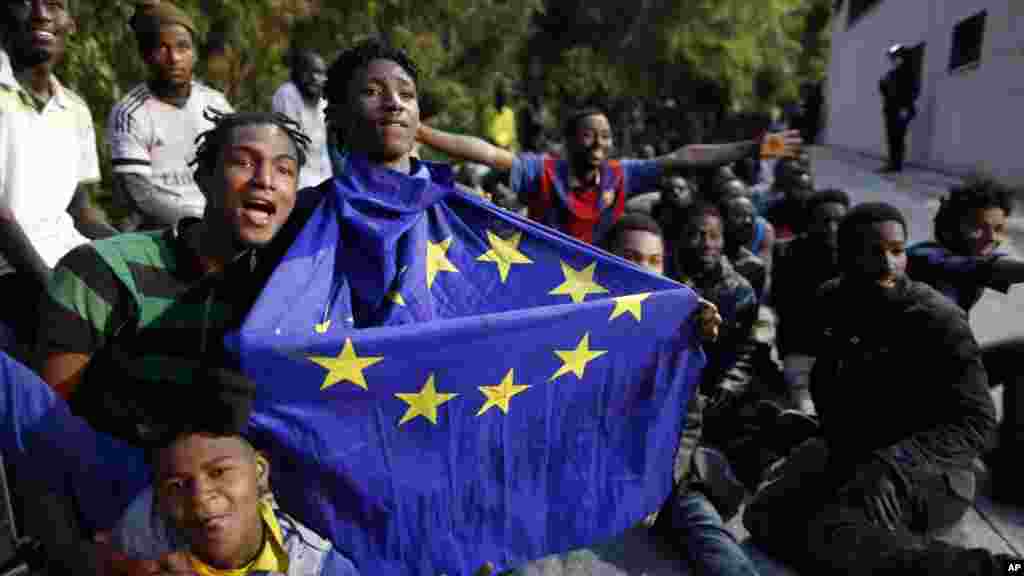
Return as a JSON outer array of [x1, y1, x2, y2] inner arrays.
[[809, 275, 996, 500]]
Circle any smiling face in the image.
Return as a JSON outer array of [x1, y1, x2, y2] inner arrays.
[[683, 213, 725, 273], [570, 113, 613, 170], [960, 206, 1007, 257], [144, 23, 195, 90], [201, 123, 300, 249], [157, 433, 268, 569], [345, 58, 420, 171], [5, 0, 74, 68]]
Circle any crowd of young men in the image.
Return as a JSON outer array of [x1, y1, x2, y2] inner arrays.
[[0, 1, 1022, 575]]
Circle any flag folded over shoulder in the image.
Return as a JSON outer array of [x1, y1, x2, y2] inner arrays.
[[227, 153, 704, 575]]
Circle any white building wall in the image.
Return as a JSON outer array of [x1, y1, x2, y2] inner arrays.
[[825, 0, 1024, 186]]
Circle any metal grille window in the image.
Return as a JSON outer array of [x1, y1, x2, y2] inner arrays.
[[949, 11, 987, 71], [847, 0, 883, 27]]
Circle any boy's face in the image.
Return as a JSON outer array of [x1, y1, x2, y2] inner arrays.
[[346, 58, 420, 167], [202, 123, 300, 249], [723, 195, 755, 248], [809, 201, 847, 249], [846, 220, 907, 289], [616, 229, 664, 275], [157, 433, 268, 569], [960, 206, 1007, 257], [144, 23, 195, 90], [570, 113, 612, 170], [684, 213, 725, 271]]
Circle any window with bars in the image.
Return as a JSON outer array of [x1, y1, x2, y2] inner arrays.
[[847, 0, 883, 27], [949, 11, 987, 72]]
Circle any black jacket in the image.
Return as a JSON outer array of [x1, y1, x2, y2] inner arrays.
[[809, 276, 996, 500], [772, 235, 841, 357]]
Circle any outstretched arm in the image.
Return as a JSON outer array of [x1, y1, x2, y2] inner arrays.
[[655, 130, 802, 173], [417, 125, 517, 171]]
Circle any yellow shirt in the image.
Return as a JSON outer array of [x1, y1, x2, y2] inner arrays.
[[189, 500, 290, 576], [484, 106, 519, 151]]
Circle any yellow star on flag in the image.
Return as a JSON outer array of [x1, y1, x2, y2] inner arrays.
[[426, 237, 459, 289], [396, 373, 459, 426], [609, 292, 652, 322], [549, 261, 608, 304], [550, 333, 608, 381], [476, 231, 533, 283], [477, 368, 531, 416], [308, 338, 384, 391], [388, 291, 406, 306]]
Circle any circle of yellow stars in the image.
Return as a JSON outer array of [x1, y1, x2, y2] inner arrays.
[[303, 228, 658, 428]]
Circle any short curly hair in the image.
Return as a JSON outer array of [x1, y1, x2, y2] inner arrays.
[[934, 175, 1016, 251], [323, 38, 420, 135]]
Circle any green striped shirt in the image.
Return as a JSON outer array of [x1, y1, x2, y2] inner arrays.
[[40, 219, 257, 386]]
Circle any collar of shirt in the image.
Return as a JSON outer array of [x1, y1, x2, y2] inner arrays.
[[568, 165, 601, 190], [0, 65, 71, 112], [188, 499, 289, 576], [171, 217, 259, 282]]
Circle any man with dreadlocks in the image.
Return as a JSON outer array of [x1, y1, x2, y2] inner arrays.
[[107, 1, 234, 232], [34, 110, 311, 574]]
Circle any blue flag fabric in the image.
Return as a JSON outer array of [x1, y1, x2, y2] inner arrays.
[[0, 352, 149, 533], [227, 153, 704, 575]]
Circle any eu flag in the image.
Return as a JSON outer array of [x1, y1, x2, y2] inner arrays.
[[227, 153, 704, 575]]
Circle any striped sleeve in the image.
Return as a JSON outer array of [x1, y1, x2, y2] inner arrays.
[[39, 244, 137, 355], [107, 88, 152, 176]]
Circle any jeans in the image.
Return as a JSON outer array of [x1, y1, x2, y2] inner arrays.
[[669, 490, 760, 576]]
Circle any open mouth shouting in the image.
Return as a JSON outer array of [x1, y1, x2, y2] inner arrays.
[[240, 198, 277, 227]]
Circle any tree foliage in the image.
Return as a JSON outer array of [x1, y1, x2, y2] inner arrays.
[[54, 0, 832, 199]]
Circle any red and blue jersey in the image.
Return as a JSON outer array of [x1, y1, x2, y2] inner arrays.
[[510, 153, 662, 245]]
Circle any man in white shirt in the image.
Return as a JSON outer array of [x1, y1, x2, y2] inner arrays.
[[108, 1, 233, 231], [0, 0, 116, 360], [272, 48, 332, 189]]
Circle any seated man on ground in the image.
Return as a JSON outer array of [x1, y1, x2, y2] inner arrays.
[[718, 176, 775, 270], [746, 203, 1010, 576], [604, 212, 760, 576], [770, 188, 850, 413], [719, 186, 769, 300], [907, 176, 1024, 504]]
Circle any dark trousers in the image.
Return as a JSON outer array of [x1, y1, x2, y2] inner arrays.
[[748, 441, 1009, 576], [982, 339, 1024, 497], [885, 111, 909, 171]]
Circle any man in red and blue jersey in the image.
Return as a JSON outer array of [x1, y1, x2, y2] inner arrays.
[[418, 107, 802, 245]]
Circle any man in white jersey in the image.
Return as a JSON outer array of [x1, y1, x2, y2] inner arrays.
[[0, 0, 116, 361], [272, 48, 332, 189], [107, 2, 233, 231]]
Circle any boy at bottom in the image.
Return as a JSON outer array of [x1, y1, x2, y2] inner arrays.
[[105, 370, 359, 576]]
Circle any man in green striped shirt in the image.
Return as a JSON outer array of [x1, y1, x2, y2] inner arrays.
[[38, 111, 311, 403], [31, 111, 311, 574]]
